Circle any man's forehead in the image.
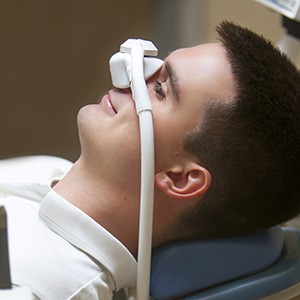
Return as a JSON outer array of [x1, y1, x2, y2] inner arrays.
[[163, 41, 235, 106], [163, 42, 228, 79], [166, 42, 223, 58]]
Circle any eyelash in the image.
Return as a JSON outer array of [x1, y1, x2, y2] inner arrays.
[[154, 80, 166, 100]]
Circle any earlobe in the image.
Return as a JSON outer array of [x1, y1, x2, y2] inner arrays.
[[155, 163, 211, 200]]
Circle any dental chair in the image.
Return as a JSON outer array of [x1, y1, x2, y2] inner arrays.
[[150, 226, 300, 300], [0, 161, 299, 298]]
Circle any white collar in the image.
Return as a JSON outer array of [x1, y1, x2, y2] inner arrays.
[[39, 189, 137, 291]]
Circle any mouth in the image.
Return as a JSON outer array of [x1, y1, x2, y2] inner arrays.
[[101, 94, 117, 115]]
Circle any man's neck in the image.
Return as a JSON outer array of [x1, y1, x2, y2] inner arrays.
[[52, 158, 140, 256]]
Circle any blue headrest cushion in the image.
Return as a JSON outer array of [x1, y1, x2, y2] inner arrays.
[[150, 226, 284, 300]]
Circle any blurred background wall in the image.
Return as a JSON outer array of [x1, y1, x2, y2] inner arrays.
[[0, 0, 289, 161]]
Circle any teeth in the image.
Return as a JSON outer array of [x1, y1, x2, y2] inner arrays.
[[107, 98, 117, 113], [107, 99, 113, 109]]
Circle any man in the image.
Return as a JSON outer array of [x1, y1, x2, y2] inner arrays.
[[1, 21, 300, 299]]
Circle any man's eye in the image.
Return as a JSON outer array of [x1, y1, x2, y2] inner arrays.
[[154, 80, 166, 100]]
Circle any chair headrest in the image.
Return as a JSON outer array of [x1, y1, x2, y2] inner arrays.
[[150, 226, 284, 300]]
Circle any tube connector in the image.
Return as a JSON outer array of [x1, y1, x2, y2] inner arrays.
[[120, 39, 159, 56]]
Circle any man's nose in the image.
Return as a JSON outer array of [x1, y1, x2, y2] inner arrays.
[[112, 87, 133, 102]]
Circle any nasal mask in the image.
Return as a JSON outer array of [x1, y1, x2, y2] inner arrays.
[[109, 39, 163, 300], [109, 39, 163, 112]]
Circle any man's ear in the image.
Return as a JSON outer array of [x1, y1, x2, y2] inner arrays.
[[154, 162, 211, 199]]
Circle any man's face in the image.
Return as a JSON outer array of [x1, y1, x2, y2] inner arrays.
[[77, 43, 235, 192]]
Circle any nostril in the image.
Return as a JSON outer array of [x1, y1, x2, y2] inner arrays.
[[115, 87, 131, 94]]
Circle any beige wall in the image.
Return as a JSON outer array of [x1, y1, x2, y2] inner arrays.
[[202, 0, 283, 43], [0, 1, 293, 161], [201, 1, 300, 64], [0, 1, 155, 161]]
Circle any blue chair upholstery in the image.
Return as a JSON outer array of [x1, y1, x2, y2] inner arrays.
[[181, 227, 300, 300], [150, 226, 285, 300]]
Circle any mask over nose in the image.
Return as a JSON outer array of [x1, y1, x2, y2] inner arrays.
[[109, 39, 163, 89]]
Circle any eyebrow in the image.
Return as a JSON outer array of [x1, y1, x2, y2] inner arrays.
[[165, 61, 180, 102]]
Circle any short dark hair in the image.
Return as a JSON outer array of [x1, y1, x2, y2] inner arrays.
[[180, 21, 300, 239]]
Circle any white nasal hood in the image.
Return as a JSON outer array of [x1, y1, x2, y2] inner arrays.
[[109, 39, 164, 89]]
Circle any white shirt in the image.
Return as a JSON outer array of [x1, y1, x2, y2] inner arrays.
[[0, 156, 137, 300]]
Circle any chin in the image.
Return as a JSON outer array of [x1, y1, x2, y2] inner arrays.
[[77, 104, 94, 124]]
